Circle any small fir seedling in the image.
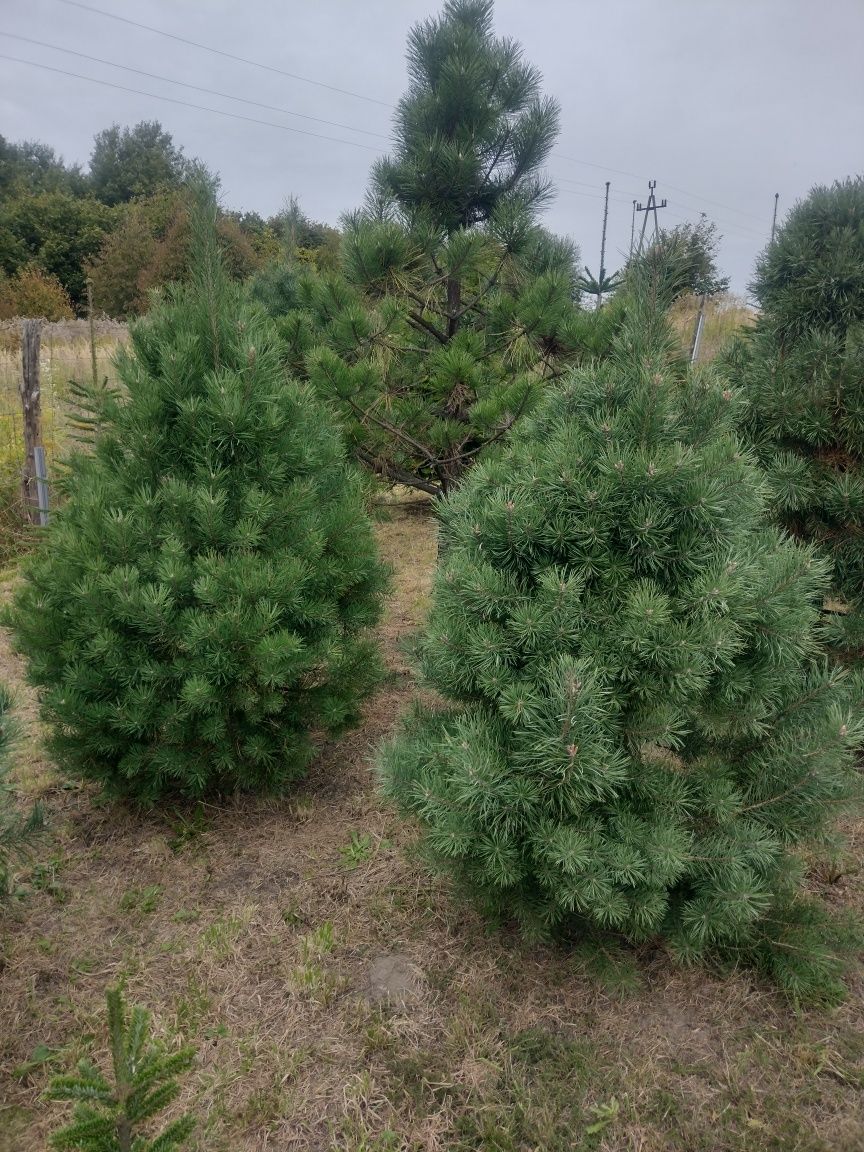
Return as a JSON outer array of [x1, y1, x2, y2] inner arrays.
[[45, 986, 196, 1152]]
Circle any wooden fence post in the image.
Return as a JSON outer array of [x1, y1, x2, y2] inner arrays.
[[20, 319, 43, 524]]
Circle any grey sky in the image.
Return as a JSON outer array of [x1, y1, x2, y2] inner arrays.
[[2, 0, 862, 296]]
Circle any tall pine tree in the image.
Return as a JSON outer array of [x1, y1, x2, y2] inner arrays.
[[271, 0, 595, 498], [732, 177, 864, 656], [7, 199, 387, 802], [380, 288, 862, 996]]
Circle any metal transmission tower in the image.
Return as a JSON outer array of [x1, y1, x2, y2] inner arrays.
[[635, 180, 667, 253]]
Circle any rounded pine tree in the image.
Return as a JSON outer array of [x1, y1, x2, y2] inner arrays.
[[736, 176, 864, 655], [8, 203, 387, 802], [380, 297, 862, 995]]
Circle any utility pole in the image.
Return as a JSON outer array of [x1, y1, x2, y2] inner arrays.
[[635, 180, 667, 253], [596, 181, 611, 308], [770, 192, 780, 244], [629, 199, 637, 259]]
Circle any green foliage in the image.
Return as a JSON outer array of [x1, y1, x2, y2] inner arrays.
[[626, 217, 729, 302], [7, 200, 387, 802], [752, 176, 864, 340], [0, 682, 42, 900], [89, 190, 264, 318], [0, 190, 115, 308], [735, 177, 864, 655], [0, 135, 86, 197], [283, 218, 592, 497], [379, 293, 863, 995], [0, 263, 74, 320], [89, 122, 189, 207], [265, 2, 590, 497], [45, 986, 196, 1152], [371, 0, 559, 232]]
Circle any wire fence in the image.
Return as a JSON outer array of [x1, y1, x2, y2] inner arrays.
[[0, 318, 128, 563]]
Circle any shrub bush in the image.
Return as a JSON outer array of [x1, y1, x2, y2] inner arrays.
[[7, 205, 388, 802], [380, 300, 862, 996], [0, 264, 74, 320], [733, 176, 864, 656]]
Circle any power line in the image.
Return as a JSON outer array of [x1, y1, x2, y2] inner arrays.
[[45, 0, 778, 233], [1, 32, 392, 143], [2, 45, 757, 233], [0, 54, 386, 153], [553, 150, 643, 181], [52, 0, 394, 109], [662, 180, 768, 225]]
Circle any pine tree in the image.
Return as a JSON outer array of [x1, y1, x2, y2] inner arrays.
[[733, 177, 864, 656], [6, 200, 387, 802], [46, 986, 196, 1152], [271, 0, 594, 498], [379, 290, 863, 996], [0, 682, 42, 899]]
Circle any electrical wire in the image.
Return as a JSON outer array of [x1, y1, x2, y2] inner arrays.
[[0, 32, 392, 142], [47, 0, 776, 228], [26, 0, 779, 236], [52, 0, 394, 108], [0, 54, 386, 153]]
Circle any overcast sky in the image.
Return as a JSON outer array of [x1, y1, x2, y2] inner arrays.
[[2, 0, 862, 295]]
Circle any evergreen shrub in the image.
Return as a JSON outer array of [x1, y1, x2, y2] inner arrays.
[[7, 206, 387, 802], [734, 176, 864, 654], [380, 300, 863, 996]]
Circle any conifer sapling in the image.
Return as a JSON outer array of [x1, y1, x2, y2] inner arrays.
[[380, 291, 863, 997], [46, 986, 195, 1152], [733, 176, 864, 656], [7, 197, 388, 801]]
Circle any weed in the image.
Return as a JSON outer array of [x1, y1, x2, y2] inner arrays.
[[299, 920, 335, 960], [119, 884, 163, 914], [167, 803, 208, 854], [30, 857, 69, 904], [200, 911, 250, 962], [339, 831, 375, 870]]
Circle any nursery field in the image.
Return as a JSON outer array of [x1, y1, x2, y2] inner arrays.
[[1, 501, 862, 1152]]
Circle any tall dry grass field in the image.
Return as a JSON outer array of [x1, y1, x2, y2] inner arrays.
[[0, 320, 128, 567], [668, 292, 756, 362]]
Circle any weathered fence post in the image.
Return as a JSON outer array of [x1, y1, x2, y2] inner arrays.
[[19, 319, 43, 524]]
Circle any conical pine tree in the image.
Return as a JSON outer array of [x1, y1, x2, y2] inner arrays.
[[268, 0, 593, 499], [380, 294, 863, 995], [7, 201, 387, 802]]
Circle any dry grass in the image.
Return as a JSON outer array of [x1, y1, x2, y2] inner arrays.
[[1, 506, 863, 1152], [669, 293, 756, 363], [0, 322, 128, 567]]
